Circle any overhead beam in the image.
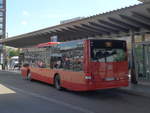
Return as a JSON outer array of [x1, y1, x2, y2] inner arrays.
[[83, 23, 110, 34], [73, 25, 102, 35], [98, 19, 129, 32], [60, 28, 77, 33], [108, 17, 139, 31], [132, 11, 150, 24], [120, 14, 150, 30], [67, 27, 90, 37], [46, 30, 57, 36], [89, 22, 119, 33], [73, 25, 98, 36], [60, 28, 86, 38]]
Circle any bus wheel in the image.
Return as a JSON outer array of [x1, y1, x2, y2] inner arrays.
[[27, 72, 32, 81], [54, 75, 62, 90]]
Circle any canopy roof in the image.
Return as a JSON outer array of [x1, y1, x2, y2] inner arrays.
[[1, 2, 150, 48]]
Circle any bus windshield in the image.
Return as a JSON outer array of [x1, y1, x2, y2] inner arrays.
[[90, 40, 127, 62]]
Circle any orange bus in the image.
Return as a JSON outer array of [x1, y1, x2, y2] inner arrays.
[[21, 39, 129, 91]]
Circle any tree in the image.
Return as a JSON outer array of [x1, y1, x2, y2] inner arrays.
[[8, 48, 20, 58]]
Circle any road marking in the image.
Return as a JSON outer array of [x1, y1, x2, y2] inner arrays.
[[3, 83, 95, 113], [0, 84, 16, 94]]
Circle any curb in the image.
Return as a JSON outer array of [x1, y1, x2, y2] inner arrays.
[[0, 70, 21, 74]]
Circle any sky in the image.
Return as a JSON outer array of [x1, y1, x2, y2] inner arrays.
[[6, 0, 141, 37]]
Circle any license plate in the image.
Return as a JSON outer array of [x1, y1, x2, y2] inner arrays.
[[105, 77, 115, 81]]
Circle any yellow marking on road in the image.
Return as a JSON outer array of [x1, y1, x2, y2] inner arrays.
[[0, 84, 16, 94]]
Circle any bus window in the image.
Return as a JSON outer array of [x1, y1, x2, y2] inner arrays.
[[23, 47, 50, 68], [91, 40, 127, 62], [51, 40, 84, 71], [92, 48, 126, 62]]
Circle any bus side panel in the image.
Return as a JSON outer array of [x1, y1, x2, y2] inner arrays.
[[30, 67, 53, 84], [47, 69, 85, 90], [61, 71, 86, 91]]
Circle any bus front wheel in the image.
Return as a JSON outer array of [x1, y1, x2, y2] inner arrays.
[[54, 75, 62, 90]]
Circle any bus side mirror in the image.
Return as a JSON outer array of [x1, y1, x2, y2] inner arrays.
[[23, 63, 29, 67]]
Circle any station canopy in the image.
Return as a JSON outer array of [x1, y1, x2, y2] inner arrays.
[[1, 2, 150, 48]]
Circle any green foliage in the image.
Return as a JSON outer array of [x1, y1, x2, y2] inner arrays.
[[8, 49, 20, 58]]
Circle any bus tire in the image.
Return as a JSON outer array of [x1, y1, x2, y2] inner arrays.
[[54, 75, 62, 90]]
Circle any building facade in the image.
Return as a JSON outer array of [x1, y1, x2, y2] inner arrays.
[[0, 0, 6, 66], [0, 0, 6, 39]]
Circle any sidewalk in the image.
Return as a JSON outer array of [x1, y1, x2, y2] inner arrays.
[[120, 81, 150, 98], [0, 69, 21, 74]]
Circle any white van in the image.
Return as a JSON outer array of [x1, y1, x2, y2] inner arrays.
[[10, 56, 19, 69]]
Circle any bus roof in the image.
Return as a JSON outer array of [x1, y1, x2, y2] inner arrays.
[[37, 42, 60, 47]]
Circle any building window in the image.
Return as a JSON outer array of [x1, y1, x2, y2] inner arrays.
[[0, 0, 3, 4], [0, 4, 3, 8], [0, 29, 3, 35], [0, 12, 3, 16], [0, 17, 3, 22], [0, 24, 2, 29]]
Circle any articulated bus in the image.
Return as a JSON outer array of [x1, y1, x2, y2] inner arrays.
[[21, 39, 129, 91]]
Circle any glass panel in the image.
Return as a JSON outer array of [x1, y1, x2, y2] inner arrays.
[[0, 0, 3, 8], [91, 40, 127, 62], [0, 4, 3, 8], [0, 12, 3, 16], [51, 40, 84, 71], [135, 44, 145, 79], [0, 29, 3, 35], [0, 18, 3, 22], [23, 47, 50, 68], [144, 45, 150, 80], [147, 46, 150, 80], [0, 0, 3, 4], [91, 48, 126, 62], [0, 24, 2, 29]]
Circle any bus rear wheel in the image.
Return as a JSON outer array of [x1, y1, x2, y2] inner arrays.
[[54, 75, 62, 90]]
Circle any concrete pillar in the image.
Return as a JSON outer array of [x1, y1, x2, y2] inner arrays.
[[131, 31, 138, 84]]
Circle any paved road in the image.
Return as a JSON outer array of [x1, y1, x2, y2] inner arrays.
[[0, 71, 150, 113]]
